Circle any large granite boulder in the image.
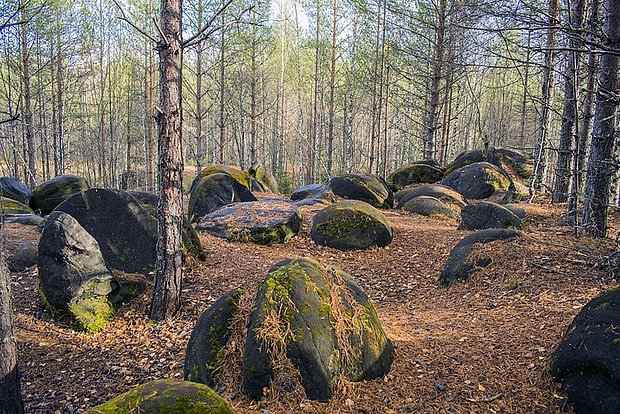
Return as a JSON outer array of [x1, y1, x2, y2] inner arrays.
[[387, 163, 444, 191], [243, 258, 393, 401], [29, 175, 89, 215], [442, 162, 511, 199], [439, 228, 521, 286], [329, 174, 393, 209], [87, 379, 233, 414], [184, 289, 244, 386], [311, 200, 392, 250], [55, 189, 157, 275], [290, 184, 336, 205], [395, 184, 467, 211], [248, 164, 279, 193], [4, 214, 44, 226], [458, 201, 523, 230], [0, 176, 31, 204], [551, 288, 620, 414], [1, 197, 34, 216], [446, 147, 534, 181], [189, 173, 257, 222], [191, 164, 252, 191], [196, 199, 302, 245], [402, 196, 459, 220], [37, 211, 145, 332]]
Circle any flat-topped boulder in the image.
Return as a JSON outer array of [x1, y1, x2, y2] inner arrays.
[[290, 183, 336, 205], [446, 147, 534, 181], [401, 196, 459, 220], [442, 162, 511, 199], [311, 200, 392, 250], [387, 163, 444, 191], [458, 201, 523, 230], [29, 175, 89, 215], [189, 173, 257, 222], [551, 288, 620, 414], [0, 176, 31, 204], [191, 164, 252, 191], [195, 199, 302, 244], [439, 228, 521, 286], [1, 197, 34, 216], [329, 174, 393, 208], [395, 184, 467, 211], [248, 164, 279, 193]]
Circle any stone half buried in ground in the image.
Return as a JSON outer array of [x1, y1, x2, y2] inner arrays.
[[387, 162, 445, 192], [551, 288, 620, 414], [401, 196, 459, 220], [29, 174, 89, 215], [290, 183, 337, 205], [311, 200, 393, 250], [458, 201, 523, 230], [329, 174, 393, 208], [190, 164, 253, 192], [441, 162, 512, 200], [195, 198, 302, 245], [86, 379, 233, 414], [395, 183, 467, 211], [188, 173, 257, 222]]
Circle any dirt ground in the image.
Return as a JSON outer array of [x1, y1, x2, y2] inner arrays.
[[4, 201, 619, 413]]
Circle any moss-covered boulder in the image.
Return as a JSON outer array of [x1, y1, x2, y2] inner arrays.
[[87, 379, 233, 414], [439, 228, 521, 286], [311, 200, 392, 250], [37, 211, 145, 332], [243, 258, 394, 401], [290, 183, 336, 205], [551, 288, 620, 414], [329, 174, 393, 209], [191, 164, 252, 191], [196, 199, 302, 244], [56, 189, 158, 275], [402, 196, 459, 220], [446, 147, 534, 182], [29, 175, 89, 215], [248, 164, 279, 194], [1, 197, 34, 216], [0, 176, 31, 204], [184, 289, 244, 386], [441, 162, 511, 199], [387, 163, 444, 191], [395, 184, 467, 212], [189, 173, 257, 222], [458, 201, 523, 230]]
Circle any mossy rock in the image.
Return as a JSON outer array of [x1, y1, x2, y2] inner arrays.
[[191, 164, 252, 191], [0, 176, 31, 204], [551, 288, 620, 414], [195, 199, 302, 245], [189, 173, 257, 222], [243, 258, 393, 401], [1, 197, 34, 216], [329, 174, 393, 209], [446, 147, 534, 182], [29, 175, 89, 215], [395, 184, 467, 212], [4, 214, 44, 226], [458, 201, 523, 230], [439, 228, 521, 286], [387, 163, 444, 191], [87, 379, 233, 414], [311, 200, 392, 251], [184, 289, 243, 386], [402, 196, 459, 220], [248, 164, 279, 194], [441, 162, 511, 200], [290, 184, 336, 205]]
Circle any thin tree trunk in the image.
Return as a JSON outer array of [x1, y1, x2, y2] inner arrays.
[[326, 0, 337, 177], [20, 4, 35, 187], [195, 0, 204, 176], [218, 3, 226, 164]]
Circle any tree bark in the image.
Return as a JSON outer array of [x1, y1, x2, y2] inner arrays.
[[326, 0, 337, 177], [20, 3, 35, 187]]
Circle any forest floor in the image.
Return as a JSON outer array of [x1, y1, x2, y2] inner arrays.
[[5, 200, 620, 413]]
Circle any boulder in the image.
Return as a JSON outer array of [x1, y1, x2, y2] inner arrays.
[[248, 164, 279, 193], [29, 175, 89, 215], [439, 228, 521, 286], [402, 196, 459, 220], [446, 147, 534, 181], [37, 211, 145, 332], [504, 204, 526, 219], [1, 197, 34, 216], [329, 174, 393, 209], [196, 199, 302, 245], [184, 289, 244, 386], [127, 191, 159, 216], [243, 258, 393, 401], [551, 288, 620, 414], [189, 173, 257, 222], [441, 162, 511, 199], [191, 164, 252, 191], [458, 201, 523, 230], [0, 176, 31, 204], [7, 242, 37, 272], [86, 379, 233, 414], [55, 189, 157, 275], [4, 214, 44, 226], [290, 184, 336, 205], [387, 163, 444, 191], [445, 148, 487, 174], [311, 200, 392, 250], [395, 184, 467, 211]]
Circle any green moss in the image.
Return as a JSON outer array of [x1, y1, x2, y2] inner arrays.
[[68, 296, 114, 333], [597, 302, 610, 310], [614, 338, 620, 345], [200, 164, 252, 190], [0, 198, 34, 215]]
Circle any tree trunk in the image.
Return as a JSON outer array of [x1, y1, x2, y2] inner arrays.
[[195, 0, 204, 176], [326, 0, 337, 177], [582, 0, 620, 237], [20, 4, 35, 187], [149, 0, 184, 320], [218, 3, 226, 164]]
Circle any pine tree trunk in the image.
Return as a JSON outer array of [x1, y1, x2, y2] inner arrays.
[[20, 5, 35, 187], [326, 0, 337, 177]]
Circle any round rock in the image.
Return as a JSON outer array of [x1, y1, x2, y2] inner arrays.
[[29, 175, 89, 215], [395, 184, 467, 211], [290, 183, 336, 205], [189, 173, 257, 222], [387, 163, 444, 191], [441, 162, 511, 199], [1, 197, 34, 216], [458, 201, 523, 230], [402, 196, 459, 219], [0, 176, 31, 204], [329, 174, 393, 209]]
